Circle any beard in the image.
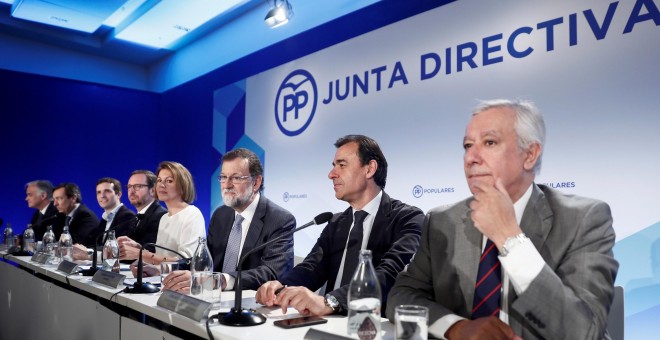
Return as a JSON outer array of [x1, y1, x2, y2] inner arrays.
[[222, 188, 254, 209]]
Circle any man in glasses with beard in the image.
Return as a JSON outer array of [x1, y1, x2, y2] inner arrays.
[[161, 148, 296, 293]]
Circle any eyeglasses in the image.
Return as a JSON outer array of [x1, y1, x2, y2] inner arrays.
[[127, 184, 150, 191], [217, 175, 251, 184]]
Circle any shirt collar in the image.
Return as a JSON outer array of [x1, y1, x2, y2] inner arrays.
[[138, 200, 155, 214], [235, 192, 260, 222], [513, 184, 534, 225], [67, 203, 81, 218], [353, 190, 382, 217], [39, 203, 50, 215], [102, 203, 123, 221]]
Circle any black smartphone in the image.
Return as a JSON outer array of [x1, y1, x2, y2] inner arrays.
[[273, 316, 328, 329]]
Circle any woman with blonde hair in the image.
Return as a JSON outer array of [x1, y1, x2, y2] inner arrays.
[[119, 161, 205, 271]]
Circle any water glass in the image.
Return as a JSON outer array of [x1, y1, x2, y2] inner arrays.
[[395, 305, 428, 340], [160, 261, 180, 284], [190, 271, 222, 305], [203, 272, 222, 306]]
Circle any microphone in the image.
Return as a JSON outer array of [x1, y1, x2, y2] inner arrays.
[[80, 229, 113, 276], [124, 242, 190, 294], [217, 212, 333, 327]]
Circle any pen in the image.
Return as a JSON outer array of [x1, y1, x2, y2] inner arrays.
[[274, 285, 287, 295]]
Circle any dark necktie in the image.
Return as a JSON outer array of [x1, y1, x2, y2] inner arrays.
[[340, 210, 369, 286], [65, 215, 73, 226], [222, 215, 244, 273], [471, 239, 502, 319], [135, 213, 145, 229]]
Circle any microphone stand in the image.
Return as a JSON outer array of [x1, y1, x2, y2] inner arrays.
[[124, 243, 190, 294], [218, 212, 333, 326]]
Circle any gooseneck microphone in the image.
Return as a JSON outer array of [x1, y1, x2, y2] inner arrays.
[[124, 242, 190, 294], [217, 212, 333, 327]]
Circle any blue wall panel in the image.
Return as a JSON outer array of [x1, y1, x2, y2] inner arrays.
[[0, 69, 161, 234]]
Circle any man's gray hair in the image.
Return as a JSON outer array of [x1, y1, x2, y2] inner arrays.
[[473, 99, 546, 175]]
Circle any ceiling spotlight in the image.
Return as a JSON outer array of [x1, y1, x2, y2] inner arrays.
[[264, 0, 293, 28]]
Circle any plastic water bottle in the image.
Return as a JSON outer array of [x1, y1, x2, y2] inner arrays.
[[4, 223, 14, 249], [23, 224, 36, 253], [103, 230, 119, 272], [347, 249, 382, 340], [42, 225, 57, 264], [59, 226, 73, 262], [191, 236, 213, 272]]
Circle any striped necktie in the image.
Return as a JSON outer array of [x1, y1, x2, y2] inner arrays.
[[471, 239, 502, 319]]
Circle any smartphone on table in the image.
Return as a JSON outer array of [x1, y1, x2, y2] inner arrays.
[[273, 316, 328, 329]]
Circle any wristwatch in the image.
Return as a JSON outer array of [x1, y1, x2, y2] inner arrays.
[[324, 294, 340, 314], [499, 233, 528, 257]]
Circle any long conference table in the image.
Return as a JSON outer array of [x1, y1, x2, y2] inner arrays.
[[0, 253, 397, 339]]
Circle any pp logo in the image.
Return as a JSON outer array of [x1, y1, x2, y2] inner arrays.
[[412, 185, 423, 198], [283, 192, 290, 202], [275, 69, 318, 136]]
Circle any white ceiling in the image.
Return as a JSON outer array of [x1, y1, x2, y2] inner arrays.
[[0, 0, 265, 65]]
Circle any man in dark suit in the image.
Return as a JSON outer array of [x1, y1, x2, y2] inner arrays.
[[255, 135, 424, 317], [162, 148, 296, 292], [52, 183, 99, 245], [120, 170, 167, 255], [25, 180, 58, 241], [387, 100, 618, 339], [74, 178, 136, 256]]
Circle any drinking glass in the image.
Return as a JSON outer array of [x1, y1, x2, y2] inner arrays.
[[160, 261, 180, 285], [395, 305, 428, 340], [203, 272, 222, 306]]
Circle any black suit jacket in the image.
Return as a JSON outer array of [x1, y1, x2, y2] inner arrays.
[[66, 203, 100, 246], [85, 205, 136, 247], [207, 195, 296, 290], [30, 201, 59, 241], [129, 201, 167, 252], [279, 191, 424, 314]]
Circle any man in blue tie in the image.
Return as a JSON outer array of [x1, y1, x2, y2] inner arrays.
[[386, 99, 618, 339], [162, 148, 296, 292]]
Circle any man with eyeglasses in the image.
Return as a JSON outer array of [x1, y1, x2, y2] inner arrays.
[[161, 148, 296, 293], [117, 170, 167, 259]]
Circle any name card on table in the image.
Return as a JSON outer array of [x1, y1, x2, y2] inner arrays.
[[157, 289, 211, 322], [57, 260, 79, 274], [31, 253, 49, 264], [92, 270, 126, 289]]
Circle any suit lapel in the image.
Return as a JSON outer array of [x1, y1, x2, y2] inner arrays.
[[241, 196, 266, 257], [217, 208, 235, 257], [458, 198, 483, 313], [327, 208, 352, 291], [520, 185, 553, 257], [366, 192, 391, 249]]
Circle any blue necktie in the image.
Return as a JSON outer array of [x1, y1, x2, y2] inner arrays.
[[471, 239, 502, 319], [222, 215, 244, 273]]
